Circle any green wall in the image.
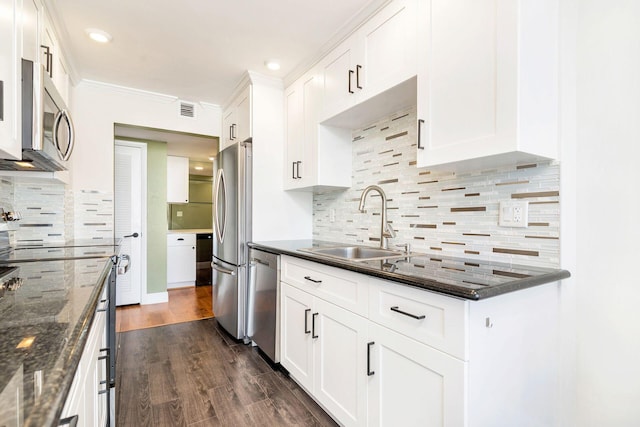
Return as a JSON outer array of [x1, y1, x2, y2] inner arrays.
[[146, 141, 168, 294], [168, 176, 213, 229]]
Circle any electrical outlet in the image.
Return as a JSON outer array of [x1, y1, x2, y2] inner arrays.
[[329, 208, 336, 223], [499, 201, 528, 228], [177, 211, 183, 217]]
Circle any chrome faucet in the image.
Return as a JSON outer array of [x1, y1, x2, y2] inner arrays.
[[358, 185, 395, 249]]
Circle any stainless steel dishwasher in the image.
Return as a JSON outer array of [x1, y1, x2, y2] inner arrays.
[[247, 248, 280, 364]]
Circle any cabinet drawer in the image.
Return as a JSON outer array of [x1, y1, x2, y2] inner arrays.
[[167, 233, 196, 246], [281, 256, 368, 316], [369, 278, 468, 360]]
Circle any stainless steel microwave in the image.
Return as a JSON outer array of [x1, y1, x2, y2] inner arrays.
[[0, 59, 74, 172]]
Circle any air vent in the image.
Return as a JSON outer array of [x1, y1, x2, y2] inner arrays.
[[179, 101, 195, 118]]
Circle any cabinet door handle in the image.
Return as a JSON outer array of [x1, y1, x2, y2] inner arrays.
[[417, 119, 425, 150], [304, 308, 311, 334], [304, 275, 322, 284], [292, 162, 297, 179], [348, 69, 354, 94], [390, 306, 426, 320], [232, 124, 237, 140], [312, 312, 319, 338], [367, 341, 375, 376], [296, 161, 302, 179], [98, 348, 110, 395], [59, 415, 79, 427], [356, 65, 362, 89]]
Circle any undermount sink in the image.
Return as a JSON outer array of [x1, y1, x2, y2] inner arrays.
[[300, 246, 406, 262]]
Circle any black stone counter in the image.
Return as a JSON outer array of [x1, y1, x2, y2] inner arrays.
[[250, 240, 570, 300], [0, 257, 112, 427]]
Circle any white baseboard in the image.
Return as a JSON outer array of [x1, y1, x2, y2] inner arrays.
[[141, 291, 168, 305], [167, 281, 195, 290]]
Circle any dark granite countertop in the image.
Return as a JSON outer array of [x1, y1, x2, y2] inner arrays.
[[249, 239, 570, 300], [0, 257, 112, 427]]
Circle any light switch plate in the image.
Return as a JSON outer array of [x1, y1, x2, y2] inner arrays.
[[499, 201, 528, 228]]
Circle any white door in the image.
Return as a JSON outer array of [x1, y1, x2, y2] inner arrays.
[[280, 283, 314, 391], [367, 322, 465, 427], [313, 298, 369, 426], [114, 142, 145, 305]]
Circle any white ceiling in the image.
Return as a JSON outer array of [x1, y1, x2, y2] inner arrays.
[[44, 0, 384, 106]]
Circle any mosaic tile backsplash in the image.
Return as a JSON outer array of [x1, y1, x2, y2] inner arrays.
[[313, 108, 560, 268], [0, 177, 113, 244]]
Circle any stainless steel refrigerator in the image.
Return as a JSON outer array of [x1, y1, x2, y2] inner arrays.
[[212, 138, 252, 341]]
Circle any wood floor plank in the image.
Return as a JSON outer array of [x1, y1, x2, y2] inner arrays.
[[149, 359, 179, 404], [152, 399, 187, 427]]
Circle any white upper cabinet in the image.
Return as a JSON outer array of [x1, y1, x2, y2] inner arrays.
[[319, 0, 417, 125], [221, 85, 251, 151], [167, 155, 189, 203], [0, 0, 23, 160], [284, 69, 352, 191], [416, 0, 560, 171], [41, 14, 70, 103]]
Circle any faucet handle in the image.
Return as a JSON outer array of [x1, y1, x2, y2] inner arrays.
[[395, 243, 410, 254], [383, 222, 395, 238]]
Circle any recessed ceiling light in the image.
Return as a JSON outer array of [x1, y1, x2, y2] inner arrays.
[[208, 157, 214, 161], [265, 60, 281, 71], [194, 166, 204, 171], [86, 28, 112, 43]]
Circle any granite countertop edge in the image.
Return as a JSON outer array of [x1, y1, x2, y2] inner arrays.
[[25, 260, 112, 427], [249, 240, 570, 300]]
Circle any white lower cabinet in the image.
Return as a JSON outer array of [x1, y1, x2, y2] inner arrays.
[[367, 322, 464, 427], [167, 233, 196, 288], [280, 283, 368, 426], [61, 287, 109, 427], [280, 255, 561, 426]]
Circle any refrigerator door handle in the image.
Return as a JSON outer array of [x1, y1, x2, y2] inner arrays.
[[214, 168, 227, 243], [211, 261, 236, 276]]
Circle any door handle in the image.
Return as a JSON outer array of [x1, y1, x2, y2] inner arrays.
[[214, 169, 227, 243], [312, 312, 319, 338], [417, 119, 425, 150], [123, 232, 139, 238], [367, 341, 375, 376], [348, 69, 354, 94], [356, 64, 362, 89], [292, 162, 297, 179], [296, 161, 301, 179], [304, 308, 311, 334], [57, 110, 75, 161]]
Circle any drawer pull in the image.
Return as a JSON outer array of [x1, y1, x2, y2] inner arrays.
[[304, 276, 322, 284], [304, 308, 311, 334], [312, 312, 319, 338], [390, 306, 426, 320], [367, 341, 375, 376]]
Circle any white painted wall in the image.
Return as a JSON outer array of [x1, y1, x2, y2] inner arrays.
[[69, 80, 222, 192], [563, 0, 640, 424], [250, 76, 312, 241]]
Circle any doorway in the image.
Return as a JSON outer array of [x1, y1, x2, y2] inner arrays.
[[113, 124, 219, 330]]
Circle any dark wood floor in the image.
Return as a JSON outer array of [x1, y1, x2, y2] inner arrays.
[[116, 318, 338, 426]]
